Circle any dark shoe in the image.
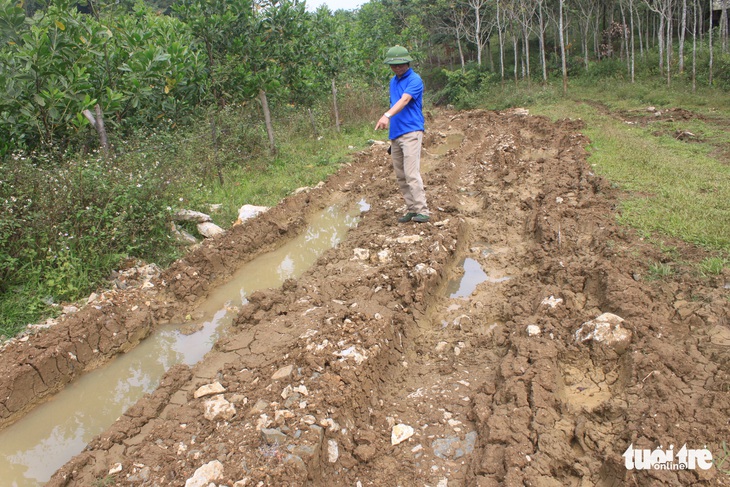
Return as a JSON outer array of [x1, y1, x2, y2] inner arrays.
[[412, 214, 430, 223], [398, 212, 417, 223]]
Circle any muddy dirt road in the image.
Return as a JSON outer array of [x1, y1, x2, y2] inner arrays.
[[2, 109, 729, 486]]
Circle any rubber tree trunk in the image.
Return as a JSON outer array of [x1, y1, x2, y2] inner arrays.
[[331, 77, 340, 133], [259, 90, 276, 155], [559, 0, 568, 95]]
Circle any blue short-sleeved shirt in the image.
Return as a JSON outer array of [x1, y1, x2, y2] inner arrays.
[[389, 68, 424, 140]]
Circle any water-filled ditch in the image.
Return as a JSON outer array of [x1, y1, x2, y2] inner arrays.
[[0, 199, 368, 486]]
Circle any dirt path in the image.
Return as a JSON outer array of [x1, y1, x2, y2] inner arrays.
[[2, 109, 729, 486]]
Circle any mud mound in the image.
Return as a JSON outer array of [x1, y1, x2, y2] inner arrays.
[[2, 109, 729, 486]]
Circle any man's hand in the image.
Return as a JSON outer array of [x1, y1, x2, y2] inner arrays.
[[375, 115, 389, 130]]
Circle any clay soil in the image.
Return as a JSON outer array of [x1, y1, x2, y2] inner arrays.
[[2, 108, 730, 486]]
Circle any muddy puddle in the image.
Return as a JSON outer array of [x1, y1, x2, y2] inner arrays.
[[0, 199, 367, 486], [446, 257, 512, 299]]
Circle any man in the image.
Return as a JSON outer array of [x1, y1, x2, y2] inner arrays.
[[375, 45, 429, 224]]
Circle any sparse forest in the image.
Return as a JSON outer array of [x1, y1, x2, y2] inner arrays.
[[0, 0, 728, 333]]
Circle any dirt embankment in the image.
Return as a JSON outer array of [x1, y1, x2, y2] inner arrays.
[[1, 108, 729, 486]]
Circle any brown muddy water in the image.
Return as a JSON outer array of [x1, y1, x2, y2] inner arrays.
[[0, 199, 369, 486]]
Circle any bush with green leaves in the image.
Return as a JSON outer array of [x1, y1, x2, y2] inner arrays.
[[0, 151, 176, 335], [0, 0, 207, 157]]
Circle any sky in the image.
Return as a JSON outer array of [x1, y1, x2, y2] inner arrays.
[[305, 0, 364, 12]]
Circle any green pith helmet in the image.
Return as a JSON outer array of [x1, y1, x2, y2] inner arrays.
[[383, 45, 413, 65]]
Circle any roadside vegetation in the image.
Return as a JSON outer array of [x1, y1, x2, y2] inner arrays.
[[1, 0, 729, 336]]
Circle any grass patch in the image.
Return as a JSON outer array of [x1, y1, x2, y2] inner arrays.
[[523, 83, 730, 254], [647, 261, 675, 280], [698, 256, 729, 277]]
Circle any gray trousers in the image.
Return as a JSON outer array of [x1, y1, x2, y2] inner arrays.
[[391, 130, 428, 215]]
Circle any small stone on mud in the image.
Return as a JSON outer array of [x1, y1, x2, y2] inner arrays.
[[435, 341, 449, 352], [185, 460, 224, 487], [328, 439, 339, 463], [391, 424, 415, 445], [395, 235, 422, 244], [197, 221, 224, 238], [541, 295, 563, 308], [526, 325, 541, 336], [260, 428, 287, 445], [353, 248, 370, 260], [108, 463, 123, 475], [194, 381, 226, 398], [203, 394, 236, 421], [575, 312, 632, 353], [272, 364, 294, 380]]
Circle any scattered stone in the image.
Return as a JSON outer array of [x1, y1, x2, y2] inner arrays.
[[203, 394, 236, 421], [272, 365, 294, 380], [197, 221, 224, 238], [328, 439, 339, 463], [108, 463, 123, 475], [250, 399, 269, 414], [435, 342, 449, 353], [353, 248, 370, 260], [173, 209, 211, 223], [335, 346, 367, 364], [541, 295, 563, 308], [62, 305, 78, 314], [395, 235, 422, 244], [237, 204, 269, 223], [185, 460, 224, 487], [526, 325, 541, 337], [414, 263, 437, 275], [391, 424, 415, 445], [377, 249, 392, 262], [575, 312, 632, 353], [194, 381, 226, 398], [431, 431, 477, 460], [233, 479, 251, 487], [437, 479, 449, 487], [127, 465, 150, 483], [260, 428, 287, 445]]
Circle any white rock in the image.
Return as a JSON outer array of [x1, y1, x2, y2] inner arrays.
[[238, 204, 269, 223], [391, 424, 415, 445], [174, 209, 211, 223], [108, 463, 123, 475], [194, 382, 226, 398], [575, 312, 632, 353], [435, 341, 449, 353], [203, 394, 236, 421], [185, 460, 224, 487], [395, 235, 422, 244], [197, 221, 224, 238], [353, 248, 370, 260], [272, 365, 294, 380], [328, 439, 339, 463], [414, 263, 437, 275], [377, 249, 392, 262], [541, 295, 563, 308], [526, 325, 541, 337]]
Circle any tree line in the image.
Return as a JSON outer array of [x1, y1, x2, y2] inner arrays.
[[0, 0, 728, 158]]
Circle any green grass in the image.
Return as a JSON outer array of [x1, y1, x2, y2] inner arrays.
[[522, 82, 730, 254]]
